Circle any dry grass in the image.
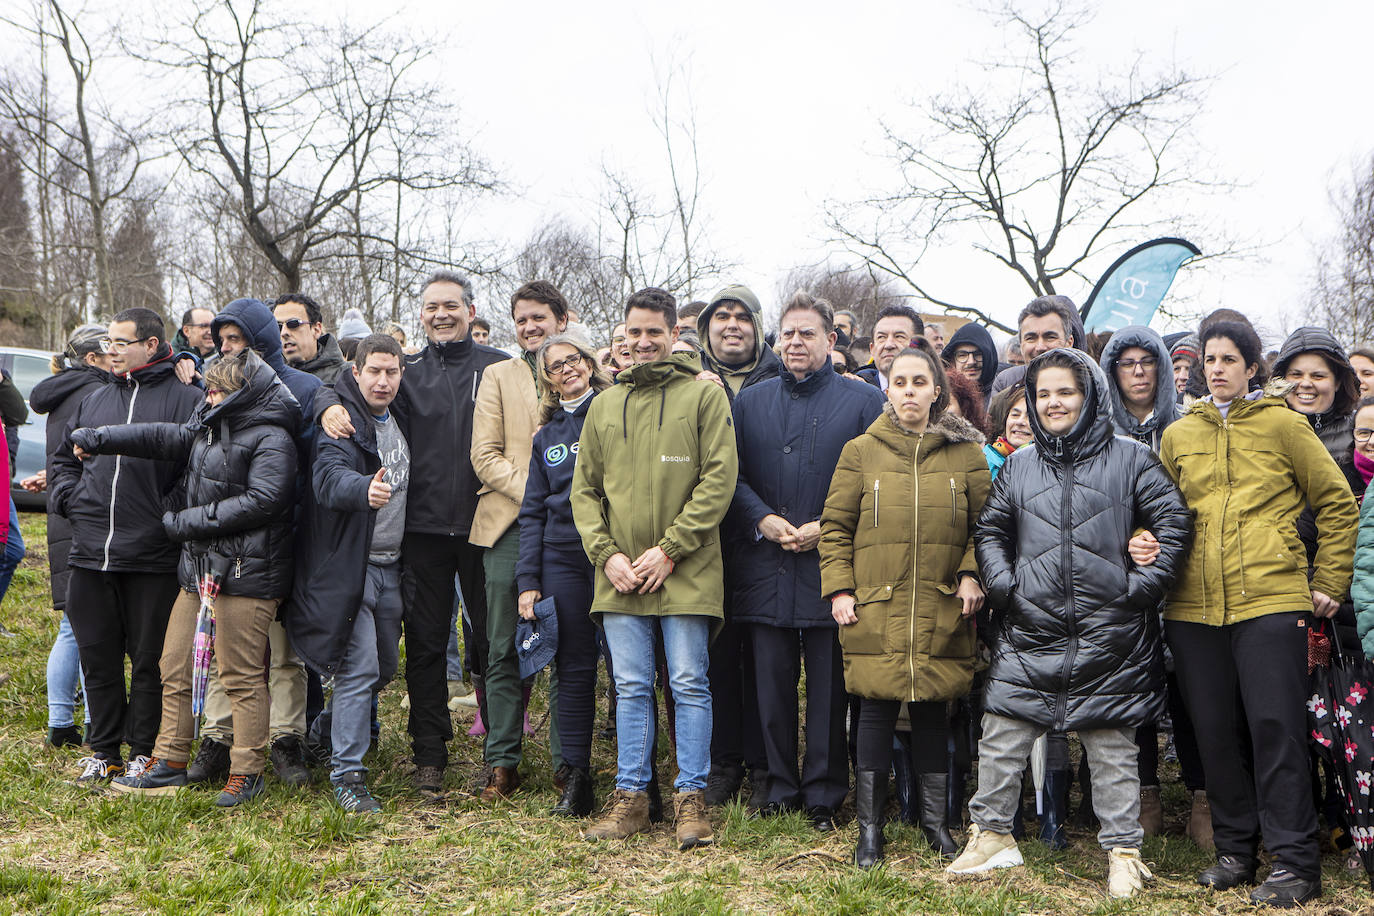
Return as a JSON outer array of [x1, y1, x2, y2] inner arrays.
[[0, 513, 1372, 914]]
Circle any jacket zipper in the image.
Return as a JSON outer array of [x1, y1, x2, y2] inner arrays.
[[234, 557, 242, 579], [1236, 523, 1246, 598], [949, 477, 956, 524], [873, 479, 880, 528], [909, 436, 922, 701], [809, 418, 817, 463], [102, 377, 141, 572], [1054, 458, 1077, 729]]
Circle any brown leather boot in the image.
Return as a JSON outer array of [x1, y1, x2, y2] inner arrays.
[[674, 790, 714, 850], [583, 789, 651, 840], [1139, 785, 1164, 836], [1186, 790, 1214, 851], [479, 766, 521, 802]]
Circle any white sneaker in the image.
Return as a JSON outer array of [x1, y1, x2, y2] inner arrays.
[[125, 755, 152, 779], [1107, 847, 1153, 898], [946, 824, 1024, 874]]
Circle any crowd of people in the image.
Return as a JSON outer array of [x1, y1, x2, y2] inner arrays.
[[8, 272, 1374, 907]]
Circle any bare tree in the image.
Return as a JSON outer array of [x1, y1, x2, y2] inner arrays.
[[505, 219, 621, 341], [775, 262, 911, 337], [827, 2, 1222, 332], [1308, 153, 1374, 347]]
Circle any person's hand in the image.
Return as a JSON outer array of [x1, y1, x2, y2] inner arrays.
[[631, 546, 674, 594], [1128, 530, 1160, 567], [366, 468, 392, 509], [604, 552, 643, 594], [1313, 589, 1340, 619], [518, 589, 541, 621], [831, 592, 858, 626], [695, 370, 725, 391], [322, 404, 355, 440], [789, 521, 822, 553], [758, 514, 798, 546], [956, 575, 985, 619], [174, 359, 200, 386], [20, 469, 46, 492], [73, 445, 90, 461]]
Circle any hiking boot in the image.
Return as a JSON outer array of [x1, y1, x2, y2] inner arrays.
[[1139, 785, 1163, 836], [334, 775, 382, 814], [1197, 853, 1257, 889], [479, 766, 521, 802], [1107, 848, 1153, 899], [187, 738, 231, 785], [1249, 869, 1320, 908], [125, 755, 152, 780], [74, 755, 124, 786], [703, 763, 744, 807], [583, 789, 651, 841], [413, 765, 444, 795], [47, 725, 83, 748], [215, 772, 266, 807], [674, 791, 714, 850], [917, 772, 958, 859], [946, 824, 1024, 875], [269, 736, 310, 787], [552, 766, 595, 818], [553, 763, 572, 793], [111, 758, 188, 796], [1186, 790, 1214, 851], [853, 769, 888, 869]]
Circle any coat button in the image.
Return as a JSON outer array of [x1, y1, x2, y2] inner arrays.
[[783, 445, 792, 454]]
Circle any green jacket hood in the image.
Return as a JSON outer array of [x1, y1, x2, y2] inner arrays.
[[618, 351, 703, 388], [698, 285, 766, 370]]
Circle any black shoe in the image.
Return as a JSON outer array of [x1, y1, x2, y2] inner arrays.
[[647, 768, 664, 824], [750, 801, 794, 819], [48, 725, 84, 748], [703, 763, 744, 807], [269, 736, 310, 787], [552, 767, 595, 818], [916, 773, 958, 859], [807, 806, 836, 834], [215, 772, 265, 807], [1039, 768, 1070, 850], [1198, 854, 1258, 890], [1249, 869, 1320, 908], [186, 738, 231, 785], [853, 769, 887, 869], [413, 765, 444, 795]]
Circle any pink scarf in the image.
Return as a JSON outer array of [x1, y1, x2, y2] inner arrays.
[[1355, 448, 1374, 489]]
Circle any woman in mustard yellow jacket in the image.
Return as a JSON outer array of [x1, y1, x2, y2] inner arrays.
[[1158, 321, 1357, 908], [821, 348, 990, 867]]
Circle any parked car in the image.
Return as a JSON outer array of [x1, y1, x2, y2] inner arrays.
[[1, 346, 56, 512]]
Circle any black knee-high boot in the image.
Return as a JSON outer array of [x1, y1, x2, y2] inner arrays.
[[854, 769, 888, 868]]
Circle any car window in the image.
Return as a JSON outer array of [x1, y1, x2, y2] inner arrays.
[[8, 354, 52, 401]]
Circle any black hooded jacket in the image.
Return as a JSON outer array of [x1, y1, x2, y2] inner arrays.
[[69, 350, 299, 599], [296, 333, 348, 384], [942, 322, 999, 398], [1098, 325, 1181, 453], [48, 347, 205, 574], [30, 363, 110, 608], [1271, 326, 1360, 473], [975, 349, 1192, 730]]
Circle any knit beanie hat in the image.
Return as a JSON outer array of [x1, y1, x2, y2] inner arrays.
[[1170, 333, 1200, 363], [338, 308, 372, 340]]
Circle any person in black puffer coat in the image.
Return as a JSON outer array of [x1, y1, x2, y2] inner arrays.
[[949, 348, 1191, 896], [71, 350, 298, 806]]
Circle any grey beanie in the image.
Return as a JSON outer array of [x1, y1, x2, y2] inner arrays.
[[337, 308, 372, 340]]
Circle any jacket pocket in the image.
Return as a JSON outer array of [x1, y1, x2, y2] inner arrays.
[[930, 582, 974, 659], [1238, 519, 1301, 597], [839, 583, 895, 655]]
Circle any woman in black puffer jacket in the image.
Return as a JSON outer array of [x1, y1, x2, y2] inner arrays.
[[70, 350, 298, 806]]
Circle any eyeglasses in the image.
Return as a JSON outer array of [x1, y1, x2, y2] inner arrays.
[[186, 322, 211, 330], [277, 318, 308, 331], [546, 353, 586, 375], [952, 349, 983, 366], [1357, 428, 1374, 442], [206, 388, 225, 398], [1116, 357, 1159, 373], [101, 336, 150, 354]]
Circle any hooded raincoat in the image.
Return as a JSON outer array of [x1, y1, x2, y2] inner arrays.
[[1098, 325, 1181, 452]]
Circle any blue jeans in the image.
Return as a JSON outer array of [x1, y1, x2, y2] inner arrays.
[[0, 498, 25, 605], [330, 563, 403, 783], [602, 613, 712, 792], [47, 614, 88, 728]]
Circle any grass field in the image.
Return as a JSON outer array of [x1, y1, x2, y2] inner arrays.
[[0, 513, 1371, 914]]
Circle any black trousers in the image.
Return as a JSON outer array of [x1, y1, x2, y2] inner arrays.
[[544, 545, 599, 770], [856, 698, 948, 773], [65, 568, 180, 761], [1167, 613, 1320, 879], [1136, 670, 1206, 791], [750, 624, 850, 811], [401, 532, 488, 768], [707, 617, 766, 775]]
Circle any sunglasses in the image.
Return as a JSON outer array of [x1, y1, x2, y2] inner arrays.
[[277, 318, 309, 331]]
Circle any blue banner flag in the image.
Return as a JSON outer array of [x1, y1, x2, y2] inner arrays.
[[1080, 238, 1200, 333]]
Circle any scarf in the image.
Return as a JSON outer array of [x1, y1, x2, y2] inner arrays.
[[1355, 448, 1374, 489], [990, 436, 1017, 459]]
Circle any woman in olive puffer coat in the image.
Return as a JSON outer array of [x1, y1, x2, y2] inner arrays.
[[821, 348, 990, 866]]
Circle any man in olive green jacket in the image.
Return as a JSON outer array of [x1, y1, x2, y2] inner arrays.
[[571, 287, 738, 850]]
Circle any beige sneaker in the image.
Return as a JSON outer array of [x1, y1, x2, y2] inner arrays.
[[674, 790, 714, 850], [583, 789, 651, 841], [946, 824, 1024, 874], [1107, 847, 1153, 898]]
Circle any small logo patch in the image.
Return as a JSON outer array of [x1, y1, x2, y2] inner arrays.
[[661, 454, 690, 463], [545, 442, 578, 467]]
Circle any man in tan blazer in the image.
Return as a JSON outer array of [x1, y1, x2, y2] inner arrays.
[[470, 281, 569, 800]]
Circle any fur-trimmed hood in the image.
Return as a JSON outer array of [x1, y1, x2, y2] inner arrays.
[[871, 402, 986, 453]]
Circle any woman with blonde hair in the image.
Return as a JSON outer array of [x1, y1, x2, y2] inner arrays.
[[516, 333, 612, 816]]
